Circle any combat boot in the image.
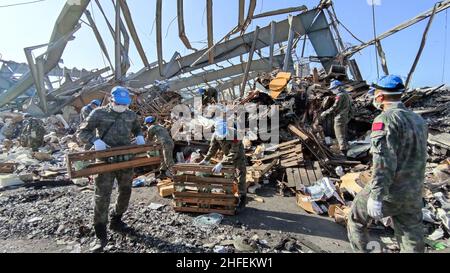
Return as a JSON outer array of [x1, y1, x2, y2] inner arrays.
[[90, 224, 107, 253], [236, 194, 247, 213], [110, 214, 130, 232]]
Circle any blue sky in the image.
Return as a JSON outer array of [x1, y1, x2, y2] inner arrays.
[[0, 0, 449, 88]]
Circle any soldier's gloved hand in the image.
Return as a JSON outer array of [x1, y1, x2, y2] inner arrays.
[[367, 197, 383, 219], [319, 112, 328, 120], [198, 159, 209, 165], [136, 135, 145, 145], [93, 139, 107, 151], [212, 162, 223, 174]]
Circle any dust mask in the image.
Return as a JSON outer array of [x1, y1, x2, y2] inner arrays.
[[372, 94, 383, 110], [111, 104, 129, 113]]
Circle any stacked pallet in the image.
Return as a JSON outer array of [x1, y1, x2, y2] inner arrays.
[[172, 164, 239, 215]]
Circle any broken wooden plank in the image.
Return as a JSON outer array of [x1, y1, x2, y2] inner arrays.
[[173, 164, 235, 174], [288, 124, 309, 141], [68, 156, 162, 178], [0, 163, 18, 174]]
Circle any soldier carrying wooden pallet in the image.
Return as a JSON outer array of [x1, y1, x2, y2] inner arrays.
[[78, 86, 145, 253], [199, 119, 247, 210]]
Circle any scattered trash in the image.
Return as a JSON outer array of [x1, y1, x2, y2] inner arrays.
[[148, 203, 166, 211], [193, 213, 224, 228], [132, 178, 145, 188]]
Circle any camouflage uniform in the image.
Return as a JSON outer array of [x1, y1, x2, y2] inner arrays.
[[80, 105, 94, 121], [78, 105, 143, 226], [204, 134, 247, 194], [202, 87, 219, 105], [347, 102, 428, 253], [323, 89, 353, 151], [19, 118, 46, 152], [147, 124, 174, 172]]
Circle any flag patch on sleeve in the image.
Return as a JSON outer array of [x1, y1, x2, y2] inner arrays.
[[372, 122, 385, 131]]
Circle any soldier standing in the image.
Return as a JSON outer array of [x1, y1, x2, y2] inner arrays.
[[320, 80, 353, 156], [347, 75, 428, 253], [199, 119, 247, 209], [144, 116, 175, 179], [19, 114, 46, 152], [198, 87, 219, 106], [78, 86, 145, 252], [80, 99, 101, 121]]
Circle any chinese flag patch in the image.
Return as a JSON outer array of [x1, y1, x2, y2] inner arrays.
[[335, 96, 340, 102], [372, 122, 385, 131]]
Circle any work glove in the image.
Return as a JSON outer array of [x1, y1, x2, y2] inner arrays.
[[136, 135, 145, 145], [212, 162, 223, 174], [367, 197, 383, 220], [93, 139, 107, 151], [319, 112, 328, 120], [198, 159, 209, 165]]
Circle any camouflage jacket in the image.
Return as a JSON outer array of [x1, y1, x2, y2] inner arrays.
[[204, 133, 245, 166], [147, 124, 173, 146], [369, 102, 428, 205], [78, 105, 143, 148], [21, 118, 46, 140], [323, 90, 353, 119], [80, 105, 94, 121], [202, 88, 219, 105]]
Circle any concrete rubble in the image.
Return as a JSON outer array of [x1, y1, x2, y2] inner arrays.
[[0, 0, 450, 253]]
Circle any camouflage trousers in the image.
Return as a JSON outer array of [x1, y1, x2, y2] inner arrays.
[[347, 185, 424, 253], [160, 142, 175, 172], [334, 115, 349, 151], [235, 161, 247, 195], [94, 169, 134, 226]]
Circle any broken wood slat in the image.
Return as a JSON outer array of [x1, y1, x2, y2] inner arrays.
[[173, 164, 235, 174], [174, 191, 236, 199], [292, 168, 303, 191], [288, 124, 309, 141], [0, 163, 18, 174], [270, 139, 300, 150], [68, 156, 162, 178], [174, 197, 237, 206], [298, 164, 310, 187], [286, 168, 296, 188], [67, 144, 161, 161], [173, 206, 235, 216], [256, 145, 302, 162], [281, 161, 303, 168], [313, 162, 323, 180], [173, 175, 234, 185], [428, 132, 450, 150]]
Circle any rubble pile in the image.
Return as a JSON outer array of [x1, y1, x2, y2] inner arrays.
[[0, 186, 320, 253], [0, 68, 449, 252]]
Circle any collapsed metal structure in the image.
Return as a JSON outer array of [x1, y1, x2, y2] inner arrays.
[[0, 0, 449, 117]]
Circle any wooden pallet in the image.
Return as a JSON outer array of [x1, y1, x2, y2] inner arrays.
[[172, 164, 238, 215], [253, 139, 304, 168], [286, 161, 323, 191], [0, 163, 18, 174], [66, 144, 162, 178], [246, 159, 277, 184]]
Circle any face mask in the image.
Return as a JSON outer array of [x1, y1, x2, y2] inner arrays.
[[372, 94, 383, 110], [111, 104, 129, 113]]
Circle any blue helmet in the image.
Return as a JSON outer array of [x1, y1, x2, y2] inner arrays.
[[144, 116, 155, 124], [91, 99, 101, 107], [111, 86, 131, 105], [373, 75, 405, 92], [197, 88, 206, 95], [329, 80, 344, 90]]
